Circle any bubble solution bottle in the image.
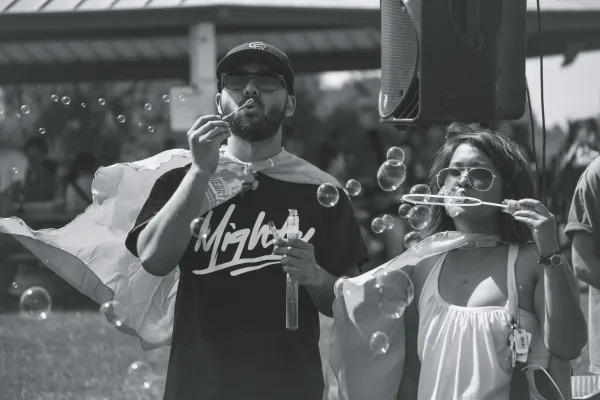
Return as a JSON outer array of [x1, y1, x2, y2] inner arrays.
[[286, 209, 299, 331]]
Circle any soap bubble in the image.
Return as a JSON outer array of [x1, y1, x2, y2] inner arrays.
[[99, 300, 125, 328], [409, 184, 431, 202], [38, 127, 46, 135], [374, 269, 414, 318], [382, 214, 395, 230], [386, 146, 405, 162], [190, 217, 210, 239], [162, 94, 171, 102], [147, 126, 154, 133], [20, 105, 30, 114], [61, 96, 71, 105], [144, 103, 152, 110], [178, 94, 185, 102], [317, 183, 339, 207], [376, 160, 407, 191], [50, 94, 59, 102], [345, 179, 362, 196], [398, 203, 412, 218], [126, 361, 154, 390], [12, 166, 19, 176], [19, 286, 51, 320], [408, 205, 433, 230], [117, 115, 126, 123], [369, 331, 390, 355], [371, 217, 387, 234], [98, 98, 106, 106], [80, 102, 87, 108], [404, 231, 422, 249], [16, 113, 21, 118]]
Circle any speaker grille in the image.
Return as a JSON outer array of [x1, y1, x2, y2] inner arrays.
[[379, 0, 418, 119]]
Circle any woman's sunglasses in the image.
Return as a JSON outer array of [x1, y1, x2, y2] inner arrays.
[[222, 72, 286, 92], [436, 167, 496, 192]]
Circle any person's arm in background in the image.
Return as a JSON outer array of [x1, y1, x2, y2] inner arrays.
[[132, 115, 231, 276], [572, 232, 600, 289]]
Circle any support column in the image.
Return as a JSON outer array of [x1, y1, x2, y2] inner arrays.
[[170, 22, 217, 132]]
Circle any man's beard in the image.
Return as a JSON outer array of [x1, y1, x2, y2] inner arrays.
[[222, 99, 286, 142]]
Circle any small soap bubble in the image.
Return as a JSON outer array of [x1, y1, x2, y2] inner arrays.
[[98, 98, 106, 106], [382, 214, 395, 230], [38, 127, 46, 135], [99, 300, 125, 328], [190, 217, 210, 239], [404, 231, 422, 249], [369, 331, 390, 355], [317, 183, 339, 207], [147, 126, 154, 133], [126, 361, 154, 390], [80, 102, 87, 108], [50, 94, 59, 102], [345, 179, 362, 197], [12, 166, 19, 176], [371, 217, 387, 234], [398, 203, 412, 218], [20, 105, 30, 114], [374, 269, 414, 318], [16, 113, 21, 118], [162, 94, 171, 102], [19, 286, 51, 320], [117, 115, 126, 124], [376, 160, 407, 191], [409, 184, 431, 201], [178, 94, 185, 102], [408, 205, 432, 230], [61, 96, 71, 105], [386, 146, 405, 162], [144, 103, 152, 110], [11, 282, 18, 290]]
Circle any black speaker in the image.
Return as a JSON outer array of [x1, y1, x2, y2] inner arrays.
[[379, 0, 527, 126]]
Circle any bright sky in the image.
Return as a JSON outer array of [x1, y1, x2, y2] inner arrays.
[[321, 50, 600, 129]]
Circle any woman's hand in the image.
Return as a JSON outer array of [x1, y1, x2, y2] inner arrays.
[[511, 199, 560, 257]]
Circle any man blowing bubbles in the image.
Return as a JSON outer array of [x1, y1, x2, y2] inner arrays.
[[125, 42, 368, 400]]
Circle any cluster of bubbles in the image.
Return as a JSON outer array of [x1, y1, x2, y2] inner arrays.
[[316, 179, 363, 208], [19, 286, 52, 320], [367, 268, 415, 355], [376, 147, 407, 191]]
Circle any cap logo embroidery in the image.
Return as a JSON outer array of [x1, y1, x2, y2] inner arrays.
[[248, 42, 267, 50]]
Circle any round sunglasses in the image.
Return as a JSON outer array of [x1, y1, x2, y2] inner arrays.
[[436, 167, 496, 192]]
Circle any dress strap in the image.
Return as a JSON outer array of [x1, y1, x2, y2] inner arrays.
[[507, 244, 520, 327]]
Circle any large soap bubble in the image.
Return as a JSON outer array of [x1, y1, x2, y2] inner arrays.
[[377, 160, 407, 191]]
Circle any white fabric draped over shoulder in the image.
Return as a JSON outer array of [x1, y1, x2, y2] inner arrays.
[[0, 148, 342, 349], [327, 231, 502, 400]]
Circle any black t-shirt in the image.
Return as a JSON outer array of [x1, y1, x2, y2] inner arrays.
[[125, 165, 369, 400]]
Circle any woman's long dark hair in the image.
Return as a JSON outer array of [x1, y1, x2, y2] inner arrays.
[[422, 122, 534, 244]]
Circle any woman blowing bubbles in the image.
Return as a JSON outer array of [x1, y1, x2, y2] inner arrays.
[[396, 123, 587, 399]]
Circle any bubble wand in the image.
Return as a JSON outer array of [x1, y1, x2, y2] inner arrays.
[[222, 98, 254, 121], [402, 194, 520, 214]]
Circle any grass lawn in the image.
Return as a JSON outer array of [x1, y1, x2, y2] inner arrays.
[[0, 293, 592, 400]]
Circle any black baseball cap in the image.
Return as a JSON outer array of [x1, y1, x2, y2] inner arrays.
[[216, 42, 294, 94]]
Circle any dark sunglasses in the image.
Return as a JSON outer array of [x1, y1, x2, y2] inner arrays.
[[222, 72, 286, 92], [436, 167, 496, 191]]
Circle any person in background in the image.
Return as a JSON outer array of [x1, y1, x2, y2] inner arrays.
[[64, 152, 96, 213], [565, 154, 600, 375], [21, 137, 58, 202]]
